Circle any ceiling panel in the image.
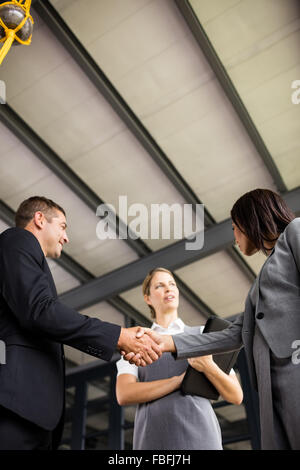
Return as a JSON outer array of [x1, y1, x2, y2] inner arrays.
[[0, 13, 68, 98], [175, 251, 252, 317], [46, 258, 80, 295], [196, 0, 299, 61], [50, 0, 278, 222], [189, 0, 241, 24], [0, 220, 9, 234], [50, 0, 153, 47], [0, 124, 138, 277], [190, 0, 300, 190], [0, 8, 200, 251]]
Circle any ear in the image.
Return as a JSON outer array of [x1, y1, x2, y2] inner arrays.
[[33, 211, 45, 229], [144, 294, 152, 307]]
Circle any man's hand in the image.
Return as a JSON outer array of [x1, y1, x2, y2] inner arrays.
[[117, 327, 162, 365], [121, 329, 176, 366]]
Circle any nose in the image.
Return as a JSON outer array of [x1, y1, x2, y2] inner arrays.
[[63, 232, 69, 244], [165, 287, 174, 295]]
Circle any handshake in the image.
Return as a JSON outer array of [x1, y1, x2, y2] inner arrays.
[[117, 326, 176, 366]]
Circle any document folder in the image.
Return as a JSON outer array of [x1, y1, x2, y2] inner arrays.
[[181, 316, 240, 400]]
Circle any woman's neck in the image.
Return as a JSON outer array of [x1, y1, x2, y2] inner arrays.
[[154, 310, 178, 329]]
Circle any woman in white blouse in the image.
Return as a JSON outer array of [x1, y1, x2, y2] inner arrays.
[[116, 267, 243, 450]]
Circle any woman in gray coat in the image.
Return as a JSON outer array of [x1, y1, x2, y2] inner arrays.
[[125, 189, 300, 450]]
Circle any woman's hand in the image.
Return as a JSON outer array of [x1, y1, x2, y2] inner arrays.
[[116, 371, 187, 406], [188, 356, 243, 405], [188, 355, 215, 373], [175, 371, 186, 388]]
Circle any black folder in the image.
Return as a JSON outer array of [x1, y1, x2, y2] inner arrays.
[[181, 316, 240, 400]]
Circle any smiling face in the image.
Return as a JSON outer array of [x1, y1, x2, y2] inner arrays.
[[232, 221, 258, 256], [35, 209, 69, 258], [144, 271, 179, 316]]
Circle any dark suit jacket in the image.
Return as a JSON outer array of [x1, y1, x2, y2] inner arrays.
[[0, 227, 121, 445]]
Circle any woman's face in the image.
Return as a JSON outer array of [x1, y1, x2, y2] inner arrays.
[[232, 222, 258, 256], [145, 271, 179, 314]]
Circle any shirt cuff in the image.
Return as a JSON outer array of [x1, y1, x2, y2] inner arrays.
[[116, 356, 138, 377]]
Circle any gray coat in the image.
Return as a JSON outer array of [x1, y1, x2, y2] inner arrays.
[[173, 217, 300, 449]]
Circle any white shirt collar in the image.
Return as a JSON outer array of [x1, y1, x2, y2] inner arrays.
[[151, 317, 185, 335]]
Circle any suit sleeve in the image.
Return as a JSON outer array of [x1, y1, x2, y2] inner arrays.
[[1, 237, 121, 361], [173, 313, 244, 359]]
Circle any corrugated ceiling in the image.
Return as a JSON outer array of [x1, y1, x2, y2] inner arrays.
[[0, 0, 299, 367]]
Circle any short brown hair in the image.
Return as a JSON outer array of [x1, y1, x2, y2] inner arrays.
[[142, 267, 175, 319], [15, 196, 66, 229], [231, 189, 295, 255]]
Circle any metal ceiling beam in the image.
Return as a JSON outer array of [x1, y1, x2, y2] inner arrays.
[[65, 354, 120, 387], [174, 0, 287, 194], [59, 217, 236, 310], [0, 201, 210, 323], [284, 187, 300, 216], [33, 0, 258, 286], [32, 0, 215, 227], [59, 186, 300, 311], [0, 106, 213, 319], [32, 0, 224, 318], [0, 199, 14, 226], [173, 275, 214, 318], [2, 200, 214, 321], [108, 297, 151, 327], [32, 0, 256, 286], [2, 0, 288, 317], [0, 104, 150, 258]]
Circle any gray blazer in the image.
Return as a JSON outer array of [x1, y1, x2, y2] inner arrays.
[[173, 217, 300, 390]]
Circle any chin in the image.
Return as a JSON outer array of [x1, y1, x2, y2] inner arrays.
[[165, 303, 178, 311]]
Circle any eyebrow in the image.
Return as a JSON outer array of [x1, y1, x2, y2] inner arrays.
[[155, 280, 175, 285]]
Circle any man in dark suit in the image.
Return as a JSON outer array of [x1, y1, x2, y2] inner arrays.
[[0, 196, 161, 450]]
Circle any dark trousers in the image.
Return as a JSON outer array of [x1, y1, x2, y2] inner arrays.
[[0, 405, 53, 450]]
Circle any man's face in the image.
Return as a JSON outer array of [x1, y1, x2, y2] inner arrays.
[[41, 209, 69, 258]]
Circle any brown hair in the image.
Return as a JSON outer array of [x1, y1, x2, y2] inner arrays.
[[143, 267, 175, 319], [15, 196, 66, 229], [231, 189, 295, 255]]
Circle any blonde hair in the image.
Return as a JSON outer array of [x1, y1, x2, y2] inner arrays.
[[142, 267, 175, 319]]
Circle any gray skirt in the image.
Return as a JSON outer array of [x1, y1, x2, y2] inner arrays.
[[133, 347, 222, 450], [253, 325, 300, 449]]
